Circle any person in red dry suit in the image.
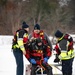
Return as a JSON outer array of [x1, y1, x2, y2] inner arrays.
[[25, 38, 53, 75]]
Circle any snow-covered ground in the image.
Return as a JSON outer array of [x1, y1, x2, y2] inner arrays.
[[0, 35, 75, 75]]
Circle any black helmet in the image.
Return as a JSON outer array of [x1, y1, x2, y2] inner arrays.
[[36, 38, 42, 43]]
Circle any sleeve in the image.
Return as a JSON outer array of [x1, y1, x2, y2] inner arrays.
[[64, 34, 73, 43], [64, 34, 73, 51], [23, 33, 28, 44], [54, 44, 61, 55], [25, 49, 30, 60], [46, 46, 52, 58], [44, 33, 53, 51], [17, 30, 25, 51], [28, 33, 32, 40], [28, 33, 35, 42], [67, 35, 74, 51]]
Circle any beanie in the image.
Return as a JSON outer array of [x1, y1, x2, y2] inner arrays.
[[22, 21, 29, 29], [34, 24, 40, 30], [55, 30, 63, 38]]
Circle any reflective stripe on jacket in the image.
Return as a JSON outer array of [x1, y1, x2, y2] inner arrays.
[[12, 29, 28, 51], [58, 49, 75, 60], [55, 34, 74, 60]]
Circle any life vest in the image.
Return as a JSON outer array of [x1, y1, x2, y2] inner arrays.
[[32, 30, 47, 44], [12, 29, 21, 49], [29, 42, 44, 60], [28, 38, 51, 59], [56, 34, 75, 60], [12, 29, 28, 50], [59, 50, 75, 60]]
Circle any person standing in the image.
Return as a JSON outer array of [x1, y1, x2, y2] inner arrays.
[[12, 21, 29, 75], [29, 24, 52, 50], [54, 30, 74, 75]]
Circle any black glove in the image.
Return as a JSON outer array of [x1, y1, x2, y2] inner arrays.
[[54, 54, 60, 63]]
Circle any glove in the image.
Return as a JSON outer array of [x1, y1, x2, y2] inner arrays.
[[43, 57, 48, 63], [30, 59, 36, 64], [54, 54, 60, 63]]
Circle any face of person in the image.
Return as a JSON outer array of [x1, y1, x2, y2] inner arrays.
[[37, 42, 42, 46], [34, 29, 40, 34], [24, 28, 29, 32], [56, 37, 60, 42]]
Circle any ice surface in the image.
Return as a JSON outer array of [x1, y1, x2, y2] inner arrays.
[[0, 35, 75, 75]]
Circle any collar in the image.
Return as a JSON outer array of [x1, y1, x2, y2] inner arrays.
[[58, 35, 64, 41]]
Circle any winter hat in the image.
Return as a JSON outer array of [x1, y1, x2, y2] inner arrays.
[[55, 30, 63, 38], [22, 21, 29, 29], [34, 24, 40, 30]]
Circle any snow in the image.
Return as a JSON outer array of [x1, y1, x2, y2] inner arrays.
[[0, 35, 75, 75]]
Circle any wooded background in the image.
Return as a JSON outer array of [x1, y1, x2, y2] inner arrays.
[[0, 0, 75, 35]]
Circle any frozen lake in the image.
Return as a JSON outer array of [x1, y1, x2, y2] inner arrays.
[[0, 35, 75, 75]]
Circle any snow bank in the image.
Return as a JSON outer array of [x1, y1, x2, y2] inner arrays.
[[0, 35, 13, 45]]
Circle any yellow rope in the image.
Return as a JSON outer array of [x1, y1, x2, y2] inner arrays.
[[49, 64, 58, 74], [40, 60, 45, 71]]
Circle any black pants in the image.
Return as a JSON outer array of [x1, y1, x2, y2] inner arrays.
[[31, 63, 53, 75], [13, 48, 24, 75], [62, 58, 74, 75]]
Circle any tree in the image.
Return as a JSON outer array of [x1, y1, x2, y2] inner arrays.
[[26, 0, 51, 25]]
